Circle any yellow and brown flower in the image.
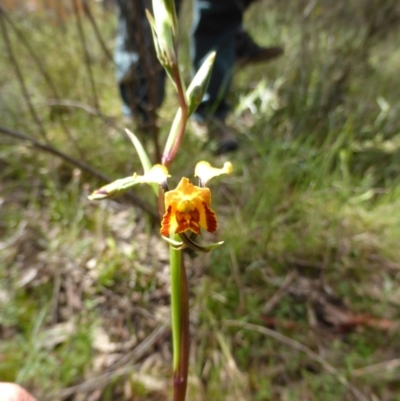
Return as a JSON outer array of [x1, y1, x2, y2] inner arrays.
[[160, 177, 217, 236]]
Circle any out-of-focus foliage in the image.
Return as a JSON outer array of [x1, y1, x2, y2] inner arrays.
[[1, 0, 400, 400]]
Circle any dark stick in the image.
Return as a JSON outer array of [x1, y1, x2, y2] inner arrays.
[[0, 125, 158, 221], [42, 99, 123, 133], [1, 8, 85, 158], [43, 324, 168, 401], [81, 0, 115, 64], [72, 0, 100, 110], [0, 7, 49, 144]]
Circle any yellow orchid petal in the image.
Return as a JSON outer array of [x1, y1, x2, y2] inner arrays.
[[194, 161, 232, 186], [160, 177, 217, 236], [135, 164, 170, 185]]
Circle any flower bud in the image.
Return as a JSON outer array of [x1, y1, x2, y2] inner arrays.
[[149, 0, 176, 67], [186, 52, 216, 116]]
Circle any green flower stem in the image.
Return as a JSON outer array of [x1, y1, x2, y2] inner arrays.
[[170, 236, 190, 401], [177, 253, 189, 401], [170, 238, 182, 372]]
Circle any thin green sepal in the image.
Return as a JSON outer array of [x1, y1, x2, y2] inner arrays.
[[125, 129, 158, 196]]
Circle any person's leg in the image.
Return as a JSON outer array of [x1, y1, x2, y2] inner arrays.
[[115, 0, 162, 121], [114, 0, 182, 121], [191, 0, 243, 122], [235, 0, 283, 66], [191, 0, 277, 121], [235, 28, 283, 66], [240, 0, 259, 8]]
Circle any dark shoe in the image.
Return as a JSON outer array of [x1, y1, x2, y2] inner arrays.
[[235, 29, 283, 66], [191, 118, 239, 155], [207, 119, 239, 155]]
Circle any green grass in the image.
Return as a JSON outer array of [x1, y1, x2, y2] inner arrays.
[[1, 1, 400, 400]]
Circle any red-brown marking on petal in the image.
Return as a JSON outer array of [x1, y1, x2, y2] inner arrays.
[[160, 205, 172, 236], [203, 202, 217, 233], [188, 220, 201, 234], [175, 208, 201, 235]]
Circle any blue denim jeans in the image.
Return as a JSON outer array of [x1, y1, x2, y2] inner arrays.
[[115, 0, 244, 121]]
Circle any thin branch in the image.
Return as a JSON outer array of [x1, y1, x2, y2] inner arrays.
[[262, 271, 298, 314], [1, 8, 85, 158], [72, 0, 100, 110], [2, 10, 59, 99], [224, 320, 369, 401], [352, 358, 400, 378], [0, 7, 49, 144], [81, 0, 114, 64], [42, 99, 124, 134], [229, 248, 245, 311], [0, 125, 158, 221], [43, 324, 168, 400]]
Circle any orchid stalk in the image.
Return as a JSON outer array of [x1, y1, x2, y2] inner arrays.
[[88, 2, 231, 400]]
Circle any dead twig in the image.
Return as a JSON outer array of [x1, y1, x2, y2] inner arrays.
[[285, 256, 325, 269], [81, 0, 114, 64], [352, 358, 400, 378], [42, 99, 126, 137], [224, 320, 369, 401], [0, 8, 49, 143], [262, 271, 298, 315], [0, 221, 27, 251], [72, 0, 100, 110], [229, 248, 245, 311], [1, 8, 85, 158], [367, 254, 400, 270], [50, 271, 62, 325], [43, 323, 169, 400], [0, 125, 158, 221]]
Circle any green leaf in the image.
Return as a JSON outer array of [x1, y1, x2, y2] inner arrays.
[[88, 176, 142, 200], [125, 129, 158, 196], [125, 129, 152, 173]]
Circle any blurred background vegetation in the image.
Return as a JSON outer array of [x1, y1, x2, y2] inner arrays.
[[1, 0, 400, 400]]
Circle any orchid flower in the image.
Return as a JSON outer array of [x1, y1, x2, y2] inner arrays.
[[89, 161, 232, 252]]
